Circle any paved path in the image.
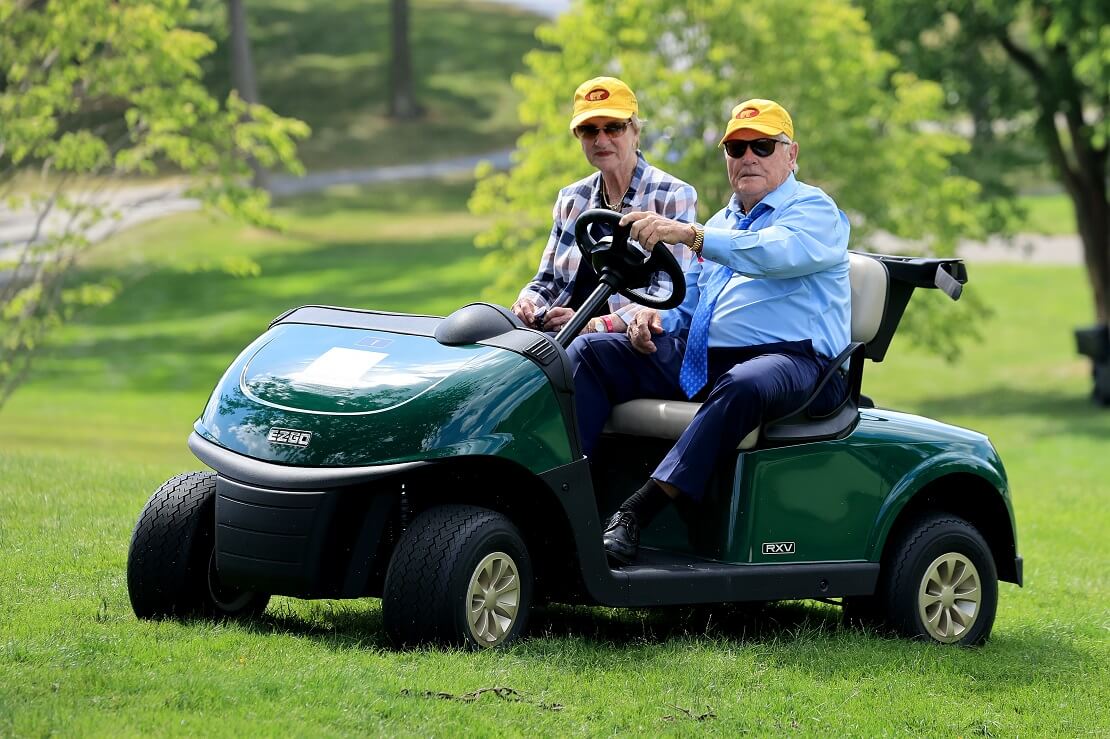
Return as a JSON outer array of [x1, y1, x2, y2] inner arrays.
[[0, 150, 513, 260]]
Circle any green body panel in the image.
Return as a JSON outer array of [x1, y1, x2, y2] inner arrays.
[[194, 324, 573, 473], [195, 322, 1013, 569], [633, 409, 1010, 565], [739, 409, 1008, 564]]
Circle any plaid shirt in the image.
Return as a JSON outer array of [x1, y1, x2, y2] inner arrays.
[[518, 152, 698, 325]]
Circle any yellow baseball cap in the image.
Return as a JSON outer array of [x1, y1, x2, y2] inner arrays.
[[719, 99, 795, 145], [569, 77, 638, 131]]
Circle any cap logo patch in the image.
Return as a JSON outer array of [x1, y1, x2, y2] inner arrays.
[[737, 108, 760, 119], [586, 88, 610, 101]]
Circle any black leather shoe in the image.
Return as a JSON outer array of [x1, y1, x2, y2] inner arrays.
[[602, 510, 640, 565]]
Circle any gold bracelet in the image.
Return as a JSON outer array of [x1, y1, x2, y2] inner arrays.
[[689, 225, 705, 255]]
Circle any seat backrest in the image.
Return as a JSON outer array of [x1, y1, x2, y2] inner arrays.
[[849, 252, 889, 345]]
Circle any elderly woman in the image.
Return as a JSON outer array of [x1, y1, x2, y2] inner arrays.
[[511, 77, 698, 334]]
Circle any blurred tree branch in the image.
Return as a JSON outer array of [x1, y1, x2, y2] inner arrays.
[[0, 0, 310, 410]]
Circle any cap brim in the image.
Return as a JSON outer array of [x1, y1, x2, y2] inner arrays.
[[569, 107, 637, 130], [718, 122, 785, 146]]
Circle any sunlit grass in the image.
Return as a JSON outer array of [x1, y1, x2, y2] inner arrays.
[[1016, 193, 1077, 235]]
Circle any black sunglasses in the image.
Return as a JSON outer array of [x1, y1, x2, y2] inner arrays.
[[574, 120, 631, 139], [723, 138, 784, 159]]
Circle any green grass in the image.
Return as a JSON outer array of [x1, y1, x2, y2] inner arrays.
[[1016, 193, 1078, 236], [1, 181, 1108, 735], [202, 0, 542, 171]]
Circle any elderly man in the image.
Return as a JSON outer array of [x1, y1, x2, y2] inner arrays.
[[566, 99, 851, 564]]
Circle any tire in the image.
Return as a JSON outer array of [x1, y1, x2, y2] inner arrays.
[[880, 514, 998, 645], [382, 505, 533, 649], [127, 471, 270, 620]]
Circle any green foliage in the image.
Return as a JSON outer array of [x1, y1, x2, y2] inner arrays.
[[470, 0, 990, 359], [860, 0, 1109, 323], [0, 0, 309, 408]]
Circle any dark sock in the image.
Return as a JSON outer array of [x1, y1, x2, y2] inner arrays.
[[618, 479, 672, 526]]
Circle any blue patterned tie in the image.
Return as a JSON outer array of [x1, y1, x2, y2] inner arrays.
[[678, 212, 754, 398]]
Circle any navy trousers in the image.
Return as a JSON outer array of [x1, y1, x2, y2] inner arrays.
[[566, 333, 844, 501]]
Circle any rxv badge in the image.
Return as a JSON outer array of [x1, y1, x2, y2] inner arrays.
[[762, 541, 796, 555], [267, 427, 313, 447]]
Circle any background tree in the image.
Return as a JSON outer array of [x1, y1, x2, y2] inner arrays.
[[859, 0, 1109, 401], [388, 0, 422, 119], [0, 0, 309, 409], [471, 0, 993, 359], [227, 0, 268, 187]]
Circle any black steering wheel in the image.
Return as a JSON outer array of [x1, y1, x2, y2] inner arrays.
[[573, 208, 686, 310]]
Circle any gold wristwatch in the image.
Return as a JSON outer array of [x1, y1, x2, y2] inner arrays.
[[689, 225, 705, 256]]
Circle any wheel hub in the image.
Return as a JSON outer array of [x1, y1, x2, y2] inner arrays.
[[917, 552, 981, 643], [466, 551, 520, 647]]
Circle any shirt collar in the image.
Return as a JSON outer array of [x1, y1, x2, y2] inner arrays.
[[726, 172, 798, 220], [592, 151, 647, 209]]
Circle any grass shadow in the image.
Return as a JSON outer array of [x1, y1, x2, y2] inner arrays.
[[236, 596, 1094, 698], [906, 387, 1110, 440], [237, 599, 845, 655], [41, 232, 497, 393]]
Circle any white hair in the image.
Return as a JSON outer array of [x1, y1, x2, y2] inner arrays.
[[774, 132, 798, 173]]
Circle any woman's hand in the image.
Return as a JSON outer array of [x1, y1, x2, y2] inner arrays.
[[542, 306, 575, 330], [511, 298, 538, 327]]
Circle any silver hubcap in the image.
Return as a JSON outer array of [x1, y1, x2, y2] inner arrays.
[[466, 551, 520, 647], [917, 552, 981, 643]]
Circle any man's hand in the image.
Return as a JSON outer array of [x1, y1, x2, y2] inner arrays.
[[627, 308, 664, 354], [542, 306, 575, 330], [511, 297, 538, 327], [620, 211, 696, 251]]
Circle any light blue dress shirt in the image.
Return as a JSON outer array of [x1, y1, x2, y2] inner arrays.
[[660, 173, 851, 359]]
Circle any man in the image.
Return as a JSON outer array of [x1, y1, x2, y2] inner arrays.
[[566, 99, 851, 564], [511, 76, 697, 335]]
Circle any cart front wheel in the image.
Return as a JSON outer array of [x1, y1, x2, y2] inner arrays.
[[383, 505, 532, 649], [127, 471, 270, 620]]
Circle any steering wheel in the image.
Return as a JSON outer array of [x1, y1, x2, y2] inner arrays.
[[573, 208, 686, 310]]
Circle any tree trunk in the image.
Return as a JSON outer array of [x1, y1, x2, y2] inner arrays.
[[1042, 122, 1109, 403], [999, 21, 1110, 403], [388, 0, 422, 119], [227, 0, 268, 188]]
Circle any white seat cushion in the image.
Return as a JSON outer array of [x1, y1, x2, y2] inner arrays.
[[603, 398, 760, 449], [602, 253, 887, 448]]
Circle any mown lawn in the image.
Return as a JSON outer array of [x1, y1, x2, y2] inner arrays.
[[202, 0, 542, 171], [1, 179, 1107, 736]]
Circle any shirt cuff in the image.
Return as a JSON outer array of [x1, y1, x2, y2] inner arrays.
[[517, 290, 550, 309], [660, 310, 680, 334]]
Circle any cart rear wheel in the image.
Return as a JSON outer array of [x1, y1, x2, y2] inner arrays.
[[127, 472, 270, 620], [383, 505, 532, 648], [880, 514, 997, 645]]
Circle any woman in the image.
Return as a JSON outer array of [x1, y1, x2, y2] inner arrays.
[[511, 76, 698, 334]]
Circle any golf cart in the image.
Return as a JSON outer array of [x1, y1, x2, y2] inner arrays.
[[127, 209, 1021, 647]]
